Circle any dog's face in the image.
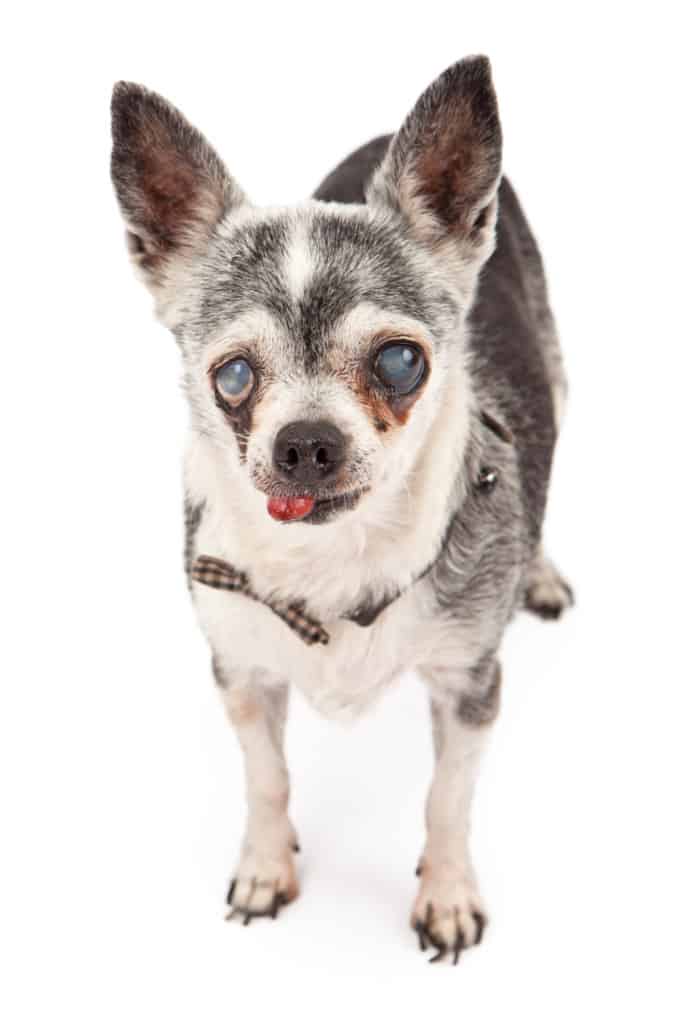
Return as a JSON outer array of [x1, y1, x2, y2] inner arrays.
[[111, 58, 502, 527]]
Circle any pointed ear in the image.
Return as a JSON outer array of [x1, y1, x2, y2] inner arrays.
[[110, 82, 246, 295], [368, 56, 502, 258]]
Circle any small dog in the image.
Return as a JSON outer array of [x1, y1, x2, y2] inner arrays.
[[110, 56, 572, 963]]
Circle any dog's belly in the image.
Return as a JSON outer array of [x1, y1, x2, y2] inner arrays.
[[193, 582, 431, 720]]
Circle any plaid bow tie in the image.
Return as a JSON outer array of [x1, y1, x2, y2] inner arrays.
[[191, 555, 330, 647]]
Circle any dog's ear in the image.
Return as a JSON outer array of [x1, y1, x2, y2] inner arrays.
[[368, 56, 502, 261], [110, 82, 246, 301]]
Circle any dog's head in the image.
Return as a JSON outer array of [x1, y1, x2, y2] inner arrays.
[[111, 57, 502, 527]]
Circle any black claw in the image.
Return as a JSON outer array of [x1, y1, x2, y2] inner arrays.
[[472, 911, 487, 945], [271, 891, 288, 919], [429, 946, 447, 964], [226, 879, 236, 905], [452, 931, 464, 965], [242, 912, 252, 926], [292, 842, 301, 853], [416, 926, 427, 951], [415, 864, 422, 877]]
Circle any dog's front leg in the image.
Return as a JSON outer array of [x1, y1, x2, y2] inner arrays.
[[413, 661, 500, 962], [214, 662, 299, 922]]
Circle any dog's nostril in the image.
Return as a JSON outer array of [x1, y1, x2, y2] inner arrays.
[[273, 420, 346, 483]]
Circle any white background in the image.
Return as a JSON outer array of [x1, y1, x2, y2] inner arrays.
[[2, 2, 682, 1020]]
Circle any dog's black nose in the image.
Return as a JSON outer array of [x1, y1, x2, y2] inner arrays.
[[273, 420, 346, 485]]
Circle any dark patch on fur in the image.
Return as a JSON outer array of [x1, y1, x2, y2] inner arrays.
[[480, 408, 514, 445], [469, 176, 557, 545], [314, 136, 393, 204], [315, 136, 391, 206], [457, 659, 501, 727], [211, 654, 230, 689], [218, 399, 252, 462]]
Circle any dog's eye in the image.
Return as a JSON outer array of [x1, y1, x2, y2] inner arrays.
[[214, 358, 254, 406], [374, 343, 425, 395]]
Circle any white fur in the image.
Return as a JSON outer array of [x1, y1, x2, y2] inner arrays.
[[283, 216, 314, 300]]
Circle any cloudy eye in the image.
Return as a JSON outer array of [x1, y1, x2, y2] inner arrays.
[[214, 357, 254, 406], [374, 343, 425, 395]]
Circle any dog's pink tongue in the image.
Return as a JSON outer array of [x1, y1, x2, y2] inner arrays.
[[267, 495, 315, 522]]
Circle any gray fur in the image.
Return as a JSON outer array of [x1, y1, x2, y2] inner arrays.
[[187, 208, 456, 362], [457, 660, 502, 727]]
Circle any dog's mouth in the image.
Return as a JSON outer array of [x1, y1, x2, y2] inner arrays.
[[266, 489, 365, 525]]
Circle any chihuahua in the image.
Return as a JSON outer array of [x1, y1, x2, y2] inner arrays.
[[110, 56, 572, 963]]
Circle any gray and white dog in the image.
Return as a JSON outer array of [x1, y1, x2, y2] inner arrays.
[[110, 56, 572, 963]]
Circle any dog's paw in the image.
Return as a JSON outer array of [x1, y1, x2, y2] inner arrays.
[[524, 557, 574, 620], [226, 833, 299, 924], [411, 865, 487, 964]]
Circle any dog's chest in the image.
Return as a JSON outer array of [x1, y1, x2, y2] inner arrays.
[[187, 470, 465, 719], [193, 572, 432, 719]]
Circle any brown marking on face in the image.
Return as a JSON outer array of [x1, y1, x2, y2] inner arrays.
[[363, 388, 419, 429], [350, 333, 431, 434]]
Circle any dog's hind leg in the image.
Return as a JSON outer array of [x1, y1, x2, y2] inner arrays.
[[213, 661, 299, 923], [523, 547, 574, 620]]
